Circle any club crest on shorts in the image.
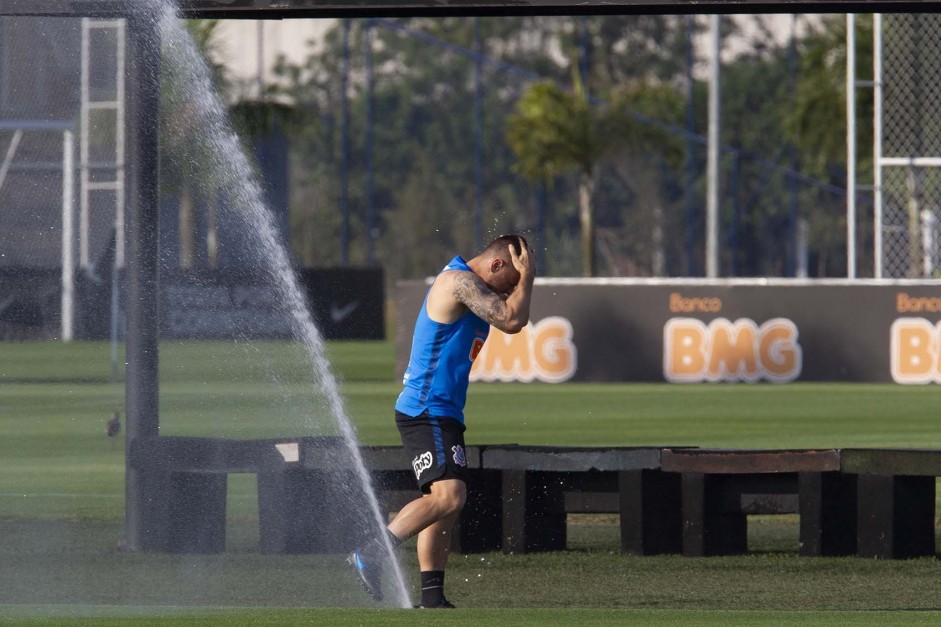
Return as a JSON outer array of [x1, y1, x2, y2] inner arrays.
[[451, 444, 467, 468], [412, 451, 433, 479]]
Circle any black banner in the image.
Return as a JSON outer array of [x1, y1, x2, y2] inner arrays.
[[0, 266, 384, 341], [162, 267, 384, 340], [300, 267, 385, 341]]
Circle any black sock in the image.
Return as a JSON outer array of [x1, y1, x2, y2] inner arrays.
[[420, 570, 445, 607]]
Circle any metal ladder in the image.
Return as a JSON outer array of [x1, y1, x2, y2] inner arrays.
[[80, 17, 126, 377], [79, 17, 126, 272]]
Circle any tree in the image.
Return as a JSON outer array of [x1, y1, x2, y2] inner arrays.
[[784, 15, 873, 180], [507, 71, 682, 276], [780, 15, 874, 276], [273, 16, 795, 277], [601, 84, 684, 276]]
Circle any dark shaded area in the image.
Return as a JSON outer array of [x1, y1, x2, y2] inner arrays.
[[0, 268, 61, 340], [1, 0, 938, 19], [0, 266, 384, 341]]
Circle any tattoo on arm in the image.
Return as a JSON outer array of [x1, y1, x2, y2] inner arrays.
[[452, 272, 511, 329]]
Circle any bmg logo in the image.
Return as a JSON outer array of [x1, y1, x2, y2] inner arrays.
[[663, 318, 802, 383]]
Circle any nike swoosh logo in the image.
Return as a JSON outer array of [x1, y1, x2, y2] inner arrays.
[[330, 300, 360, 323]]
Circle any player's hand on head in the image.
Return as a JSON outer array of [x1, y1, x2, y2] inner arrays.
[[509, 239, 535, 280]]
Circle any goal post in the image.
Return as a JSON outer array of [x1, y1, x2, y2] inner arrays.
[[0, 121, 76, 340]]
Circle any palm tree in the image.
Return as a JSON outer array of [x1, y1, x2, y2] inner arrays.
[[507, 73, 683, 276], [784, 15, 873, 178]]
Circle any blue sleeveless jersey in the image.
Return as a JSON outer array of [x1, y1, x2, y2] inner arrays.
[[395, 256, 490, 423]]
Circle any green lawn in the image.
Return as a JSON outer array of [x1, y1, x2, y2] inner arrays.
[[2, 340, 941, 624], [4, 340, 941, 520], [3, 608, 940, 626]]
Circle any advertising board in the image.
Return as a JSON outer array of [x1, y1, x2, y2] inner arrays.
[[163, 267, 384, 340], [395, 279, 941, 384]]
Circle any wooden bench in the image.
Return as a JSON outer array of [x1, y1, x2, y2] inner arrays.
[[841, 449, 941, 559], [260, 442, 495, 554], [128, 435, 492, 554], [127, 439, 941, 560], [128, 435, 310, 553], [256, 442, 420, 554], [263, 443, 682, 556], [660, 448, 856, 557], [477, 445, 683, 555]]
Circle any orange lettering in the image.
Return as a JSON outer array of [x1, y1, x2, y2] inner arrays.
[[478, 326, 532, 381], [664, 318, 801, 383], [532, 319, 577, 383], [891, 318, 937, 383], [758, 319, 801, 382], [664, 319, 708, 382], [707, 320, 759, 380], [471, 317, 577, 383], [669, 292, 722, 313], [896, 293, 941, 314]]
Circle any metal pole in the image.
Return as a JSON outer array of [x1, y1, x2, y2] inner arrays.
[[706, 14, 721, 278], [256, 20, 264, 98], [340, 19, 350, 266], [797, 218, 809, 278], [874, 14, 884, 279], [787, 14, 798, 277], [911, 17, 924, 278], [730, 151, 740, 276], [125, 12, 161, 552], [684, 15, 696, 276], [61, 130, 75, 342], [474, 17, 483, 252], [536, 181, 547, 276], [115, 20, 127, 270], [846, 13, 857, 279], [111, 225, 121, 381], [113, 19, 127, 381], [365, 20, 375, 264], [80, 18, 91, 268]]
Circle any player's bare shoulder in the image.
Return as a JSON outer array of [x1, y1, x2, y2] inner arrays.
[[425, 270, 470, 324]]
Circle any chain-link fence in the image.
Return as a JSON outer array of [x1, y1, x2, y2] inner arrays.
[[879, 13, 941, 278]]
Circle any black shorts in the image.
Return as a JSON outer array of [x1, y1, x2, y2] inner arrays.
[[395, 410, 469, 493]]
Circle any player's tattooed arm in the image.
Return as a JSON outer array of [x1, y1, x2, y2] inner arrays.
[[451, 271, 517, 332]]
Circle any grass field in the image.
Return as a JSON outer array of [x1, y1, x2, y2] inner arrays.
[[2, 340, 941, 625]]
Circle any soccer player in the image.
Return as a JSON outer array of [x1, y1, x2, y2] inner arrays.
[[349, 234, 535, 608]]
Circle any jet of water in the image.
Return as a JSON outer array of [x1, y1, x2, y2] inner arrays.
[[140, 0, 411, 608]]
